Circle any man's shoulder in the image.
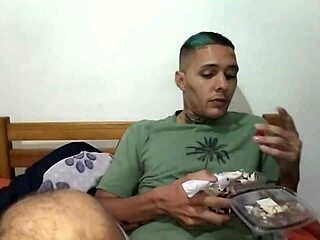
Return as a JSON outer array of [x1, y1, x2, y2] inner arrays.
[[126, 115, 174, 135], [133, 115, 173, 127]]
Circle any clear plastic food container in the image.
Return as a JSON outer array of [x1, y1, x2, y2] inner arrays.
[[229, 186, 317, 235]]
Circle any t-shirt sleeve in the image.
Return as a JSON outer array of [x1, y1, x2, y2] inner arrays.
[[97, 122, 147, 197], [259, 152, 280, 183]]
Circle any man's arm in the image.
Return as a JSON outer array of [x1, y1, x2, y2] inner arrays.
[[96, 170, 231, 229], [254, 107, 302, 191], [278, 162, 300, 191], [95, 188, 163, 228]]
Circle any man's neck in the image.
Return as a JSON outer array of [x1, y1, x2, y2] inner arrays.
[[176, 110, 213, 125]]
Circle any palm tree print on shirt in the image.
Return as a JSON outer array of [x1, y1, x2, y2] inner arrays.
[[186, 137, 230, 168]]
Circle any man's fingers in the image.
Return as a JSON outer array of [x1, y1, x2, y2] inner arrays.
[[256, 107, 299, 137], [253, 135, 290, 151], [176, 170, 217, 199], [203, 196, 231, 209], [189, 192, 210, 205], [190, 195, 230, 209], [197, 209, 230, 226], [178, 207, 230, 227], [277, 107, 298, 133], [255, 123, 288, 138], [258, 145, 295, 162]]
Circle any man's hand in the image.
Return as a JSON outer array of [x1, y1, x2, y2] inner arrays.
[[253, 107, 302, 190], [155, 170, 231, 228], [95, 170, 230, 230]]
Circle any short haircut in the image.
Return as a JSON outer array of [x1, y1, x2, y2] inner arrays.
[[0, 190, 123, 240], [179, 31, 235, 70]]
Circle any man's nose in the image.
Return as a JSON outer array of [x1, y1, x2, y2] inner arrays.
[[214, 72, 228, 91]]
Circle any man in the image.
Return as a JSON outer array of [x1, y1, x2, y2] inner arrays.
[[0, 190, 125, 240], [95, 32, 301, 239]]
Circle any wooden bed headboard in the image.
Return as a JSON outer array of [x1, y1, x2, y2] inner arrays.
[[0, 117, 133, 179], [0, 114, 283, 179]]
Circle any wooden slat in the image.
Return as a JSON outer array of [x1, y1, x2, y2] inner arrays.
[[7, 122, 132, 141], [0, 117, 12, 178], [10, 148, 117, 168]]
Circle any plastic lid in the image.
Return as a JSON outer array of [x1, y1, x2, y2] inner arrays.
[[229, 186, 316, 234]]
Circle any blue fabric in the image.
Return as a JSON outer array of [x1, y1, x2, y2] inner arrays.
[[0, 142, 100, 214]]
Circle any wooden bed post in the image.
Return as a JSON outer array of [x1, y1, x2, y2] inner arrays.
[[0, 117, 12, 178]]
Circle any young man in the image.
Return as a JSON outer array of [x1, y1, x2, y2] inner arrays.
[[95, 32, 301, 239], [0, 190, 125, 240]]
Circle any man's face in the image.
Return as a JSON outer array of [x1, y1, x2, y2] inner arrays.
[[176, 44, 238, 120]]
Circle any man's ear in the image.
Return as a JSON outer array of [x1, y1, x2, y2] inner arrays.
[[175, 71, 186, 91]]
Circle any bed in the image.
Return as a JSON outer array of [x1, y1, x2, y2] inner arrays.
[[0, 116, 132, 179]]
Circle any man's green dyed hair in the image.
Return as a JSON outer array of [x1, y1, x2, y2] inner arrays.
[[179, 31, 235, 70]]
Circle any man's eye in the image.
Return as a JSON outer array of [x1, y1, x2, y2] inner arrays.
[[225, 74, 237, 80], [202, 73, 213, 79]]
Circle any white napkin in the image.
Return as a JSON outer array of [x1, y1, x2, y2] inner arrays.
[[182, 180, 211, 198], [182, 172, 242, 198]]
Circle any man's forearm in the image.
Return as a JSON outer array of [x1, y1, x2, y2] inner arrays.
[[279, 164, 300, 191], [95, 188, 164, 226]]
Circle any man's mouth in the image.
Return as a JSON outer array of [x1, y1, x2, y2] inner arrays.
[[208, 98, 228, 108]]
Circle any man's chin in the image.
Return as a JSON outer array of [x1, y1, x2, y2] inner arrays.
[[205, 108, 228, 120]]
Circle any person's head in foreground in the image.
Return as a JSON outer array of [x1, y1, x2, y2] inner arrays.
[[0, 190, 125, 240], [175, 31, 239, 123]]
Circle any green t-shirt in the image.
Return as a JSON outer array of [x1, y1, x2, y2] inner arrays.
[[97, 112, 280, 240]]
